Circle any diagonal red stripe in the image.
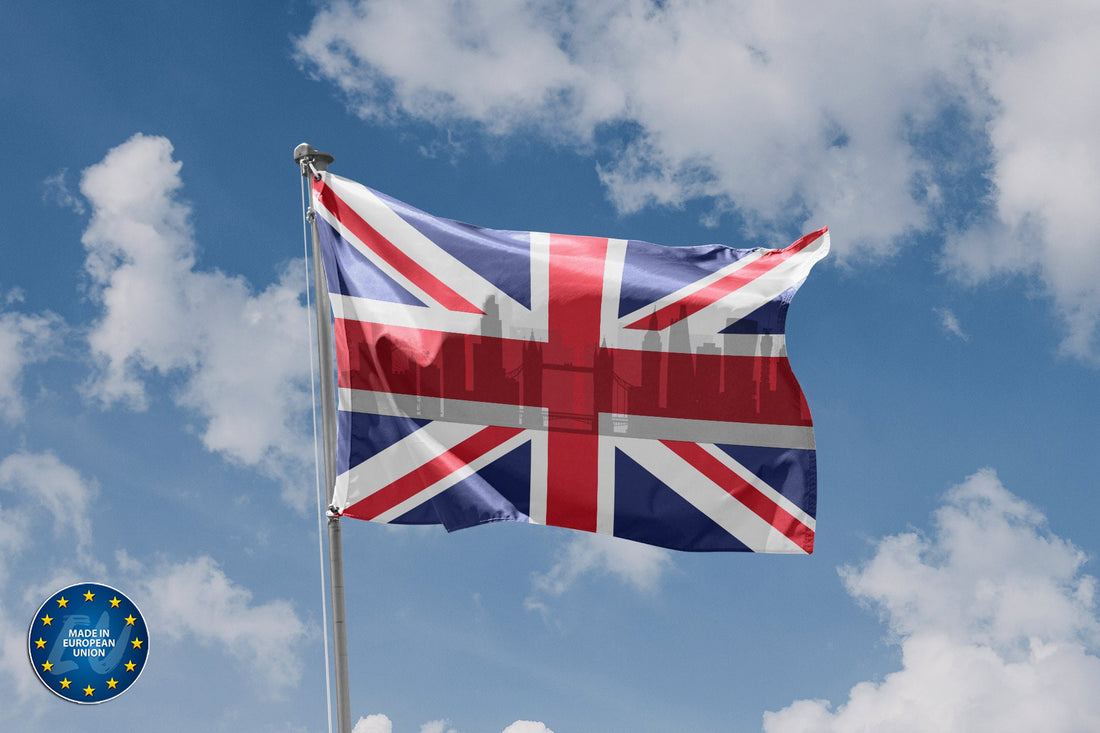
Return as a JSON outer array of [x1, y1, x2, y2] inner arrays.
[[343, 425, 523, 521], [625, 228, 827, 332], [660, 440, 814, 553], [315, 179, 483, 314]]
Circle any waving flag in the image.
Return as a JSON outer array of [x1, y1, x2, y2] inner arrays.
[[312, 173, 828, 553]]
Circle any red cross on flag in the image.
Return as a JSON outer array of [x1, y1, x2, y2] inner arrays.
[[313, 172, 828, 553]]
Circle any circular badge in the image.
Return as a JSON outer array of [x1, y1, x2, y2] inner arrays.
[[27, 582, 149, 704]]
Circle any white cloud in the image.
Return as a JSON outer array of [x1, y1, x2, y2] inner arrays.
[[0, 308, 62, 423], [42, 168, 86, 215], [0, 451, 311, 712], [0, 451, 101, 715], [942, 3, 1100, 362], [501, 722, 554, 733], [763, 468, 1100, 733], [935, 307, 969, 342], [527, 533, 673, 615], [353, 716, 550, 733], [0, 451, 96, 558], [0, 602, 43, 709], [297, 0, 1100, 362], [136, 554, 311, 695], [353, 714, 394, 733], [78, 134, 314, 503]]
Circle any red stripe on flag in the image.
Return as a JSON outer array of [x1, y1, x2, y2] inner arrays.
[[343, 425, 523, 521], [661, 440, 815, 553], [546, 431, 600, 532], [541, 234, 607, 531], [314, 180, 483, 314], [624, 228, 827, 332], [334, 319, 814, 427]]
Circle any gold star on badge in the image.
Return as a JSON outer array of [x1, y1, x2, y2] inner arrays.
[[59, 678, 71, 689], [83, 685, 95, 697], [131, 637, 143, 649], [34, 638, 47, 649], [56, 596, 69, 608], [109, 596, 121, 608], [42, 661, 53, 672], [124, 614, 137, 626], [106, 678, 118, 689], [83, 590, 95, 602], [41, 614, 53, 626], [125, 660, 136, 672]]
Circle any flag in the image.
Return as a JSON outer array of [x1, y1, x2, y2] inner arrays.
[[312, 173, 828, 553]]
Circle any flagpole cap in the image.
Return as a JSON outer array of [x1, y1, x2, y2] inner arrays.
[[294, 143, 335, 173]]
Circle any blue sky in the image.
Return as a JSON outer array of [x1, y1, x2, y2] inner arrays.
[[3, 2, 1099, 732]]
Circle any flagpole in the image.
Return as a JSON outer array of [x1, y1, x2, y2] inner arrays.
[[295, 143, 353, 733]]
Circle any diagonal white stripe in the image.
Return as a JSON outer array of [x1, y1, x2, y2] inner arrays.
[[334, 420, 486, 509], [323, 174, 542, 330], [616, 248, 768, 327], [696, 443, 815, 531], [614, 436, 809, 553], [369, 429, 531, 524], [314, 201, 448, 312], [677, 232, 830, 335]]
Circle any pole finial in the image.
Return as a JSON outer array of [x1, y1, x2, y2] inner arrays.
[[294, 143, 335, 179]]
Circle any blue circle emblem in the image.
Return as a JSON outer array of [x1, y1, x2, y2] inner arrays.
[[28, 582, 149, 704]]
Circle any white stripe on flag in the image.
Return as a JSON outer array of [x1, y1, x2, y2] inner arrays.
[[615, 436, 809, 553]]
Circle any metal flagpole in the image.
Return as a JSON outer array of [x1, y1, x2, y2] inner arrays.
[[295, 143, 353, 733]]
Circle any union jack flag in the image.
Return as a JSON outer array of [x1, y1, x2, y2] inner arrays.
[[313, 173, 828, 553]]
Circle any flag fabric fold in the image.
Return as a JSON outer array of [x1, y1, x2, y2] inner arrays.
[[313, 172, 828, 553]]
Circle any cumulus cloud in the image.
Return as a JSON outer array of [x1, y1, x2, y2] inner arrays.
[[0, 603, 43, 708], [0, 307, 62, 423], [352, 715, 552, 733], [763, 468, 1100, 733], [353, 714, 393, 733], [0, 450, 311, 711], [526, 533, 672, 618], [0, 451, 97, 564], [78, 134, 314, 503], [135, 554, 310, 695], [501, 722, 554, 733], [0, 451, 100, 713], [297, 0, 1100, 361]]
